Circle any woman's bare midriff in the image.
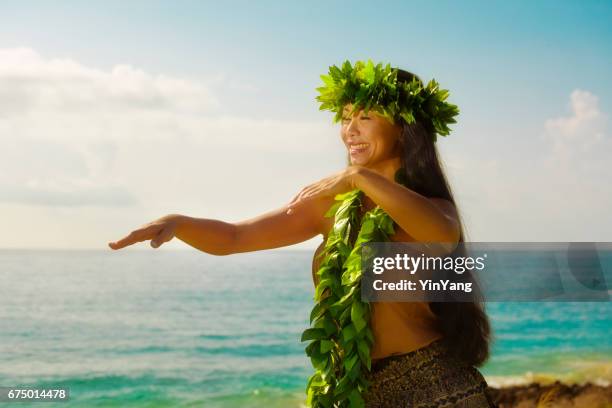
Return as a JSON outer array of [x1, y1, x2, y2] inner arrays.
[[312, 198, 444, 361]]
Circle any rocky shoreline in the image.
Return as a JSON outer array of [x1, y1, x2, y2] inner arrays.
[[488, 381, 612, 407]]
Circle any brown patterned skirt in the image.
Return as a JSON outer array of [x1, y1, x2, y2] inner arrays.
[[363, 339, 498, 408]]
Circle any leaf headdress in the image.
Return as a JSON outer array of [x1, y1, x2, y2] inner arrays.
[[315, 59, 459, 142]]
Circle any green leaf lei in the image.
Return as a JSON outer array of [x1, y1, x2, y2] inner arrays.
[[316, 59, 459, 142], [302, 189, 395, 408]]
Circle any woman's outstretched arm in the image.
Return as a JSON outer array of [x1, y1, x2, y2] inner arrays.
[[108, 196, 332, 255]]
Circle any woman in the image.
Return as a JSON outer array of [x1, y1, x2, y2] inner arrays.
[[109, 61, 496, 407]]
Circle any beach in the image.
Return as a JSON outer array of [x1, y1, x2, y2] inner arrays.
[[0, 249, 610, 407], [490, 381, 612, 407]]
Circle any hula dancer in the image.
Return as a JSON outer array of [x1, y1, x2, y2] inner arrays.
[[109, 60, 497, 408]]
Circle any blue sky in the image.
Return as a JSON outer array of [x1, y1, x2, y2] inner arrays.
[[0, 1, 611, 248], [3, 1, 611, 117]]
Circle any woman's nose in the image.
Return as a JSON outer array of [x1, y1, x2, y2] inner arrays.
[[346, 117, 359, 135]]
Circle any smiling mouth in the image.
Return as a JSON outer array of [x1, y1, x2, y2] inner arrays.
[[349, 143, 369, 154]]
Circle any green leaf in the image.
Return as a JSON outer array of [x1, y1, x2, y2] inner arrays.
[[322, 318, 337, 336], [351, 301, 367, 332], [301, 328, 327, 342], [342, 323, 358, 342], [357, 340, 371, 371], [348, 355, 362, 380], [311, 352, 328, 370], [304, 341, 318, 358], [333, 375, 351, 397], [314, 278, 334, 300], [338, 303, 352, 324], [309, 303, 321, 323], [336, 285, 357, 305], [320, 339, 334, 353], [343, 352, 359, 372], [348, 389, 365, 408], [306, 372, 324, 390]]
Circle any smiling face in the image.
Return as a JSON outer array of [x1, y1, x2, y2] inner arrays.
[[340, 104, 402, 167]]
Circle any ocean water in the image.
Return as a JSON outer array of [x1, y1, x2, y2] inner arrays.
[[0, 249, 610, 407]]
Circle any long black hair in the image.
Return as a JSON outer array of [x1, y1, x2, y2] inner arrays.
[[394, 69, 492, 367]]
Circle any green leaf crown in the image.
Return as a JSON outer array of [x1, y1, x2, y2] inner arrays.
[[316, 59, 460, 142]]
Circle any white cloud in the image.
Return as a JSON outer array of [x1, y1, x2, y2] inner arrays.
[[540, 89, 611, 198], [0, 47, 219, 115], [438, 89, 611, 242], [544, 89, 608, 170], [0, 48, 342, 249], [517, 89, 610, 240]]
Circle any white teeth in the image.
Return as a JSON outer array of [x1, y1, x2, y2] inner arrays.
[[351, 143, 368, 149]]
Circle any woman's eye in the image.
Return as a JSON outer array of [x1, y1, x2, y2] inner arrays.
[[361, 116, 370, 120]]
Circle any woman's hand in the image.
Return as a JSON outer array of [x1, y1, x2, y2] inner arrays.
[[108, 214, 183, 250], [286, 166, 361, 215]]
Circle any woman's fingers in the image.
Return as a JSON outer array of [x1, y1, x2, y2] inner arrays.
[[287, 192, 302, 207], [286, 186, 323, 214], [108, 230, 145, 250], [108, 235, 133, 250], [287, 188, 313, 212], [288, 185, 312, 206], [299, 182, 331, 202], [286, 174, 343, 215], [108, 224, 159, 250], [298, 184, 321, 201]]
